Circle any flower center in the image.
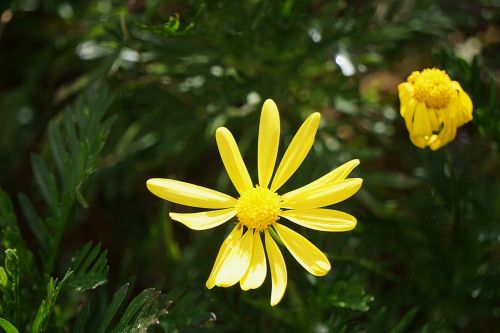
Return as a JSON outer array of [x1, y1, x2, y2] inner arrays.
[[409, 68, 454, 109], [236, 186, 281, 230]]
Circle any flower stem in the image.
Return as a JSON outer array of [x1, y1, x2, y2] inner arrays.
[[445, 147, 461, 283]]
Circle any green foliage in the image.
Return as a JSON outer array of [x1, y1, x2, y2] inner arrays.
[[0, 192, 23, 253], [160, 288, 213, 330], [17, 85, 114, 273], [0, 250, 20, 326], [65, 242, 109, 292], [0, 318, 19, 333], [0, 191, 34, 284], [72, 284, 169, 333], [388, 308, 418, 333], [0, 85, 172, 331], [0, 0, 498, 332], [329, 281, 374, 312], [31, 271, 72, 333]]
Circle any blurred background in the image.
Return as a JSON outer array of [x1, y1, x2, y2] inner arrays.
[[0, 0, 499, 332]]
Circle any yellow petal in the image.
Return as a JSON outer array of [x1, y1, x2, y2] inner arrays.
[[427, 108, 440, 132], [448, 93, 466, 127], [216, 127, 253, 195], [206, 226, 243, 289], [281, 159, 360, 200], [270, 113, 321, 192], [147, 178, 237, 209], [402, 98, 417, 132], [426, 134, 439, 148], [169, 208, 236, 230], [411, 102, 432, 137], [240, 231, 267, 290], [280, 208, 357, 232], [452, 81, 473, 123], [445, 114, 457, 143], [281, 178, 363, 209], [451, 82, 473, 126], [398, 82, 414, 107], [264, 230, 287, 306], [430, 113, 456, 151], [410, 135, 427, 148], [258, 99, 280, 189], [214, 229, 253, 287], [458, 90, 473, 123], [274, 223, 331, 276]]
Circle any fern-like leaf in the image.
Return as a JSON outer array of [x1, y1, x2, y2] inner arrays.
[[72, 284, 169, 333], [0, 317, 19, 333], [65, 242, 109, 292], [31, 270, 72, 333], [0, 250, 20, 326], [17, 84, 115, 274]]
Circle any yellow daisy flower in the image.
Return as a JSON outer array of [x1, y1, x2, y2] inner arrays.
[[146, 100, 362, 305], [398, 68, 473, 150]]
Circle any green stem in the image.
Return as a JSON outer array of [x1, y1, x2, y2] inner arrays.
[[45, 206, 72, 276], [445, 147, 461, 283]]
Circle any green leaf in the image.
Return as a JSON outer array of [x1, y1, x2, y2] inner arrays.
[[0, 250, 20, 325], [160, 289, 211, 330], [47, 121, 66, 180], [30, 155, 60, 216], [74, 284, 170, 333], [164, 14, 180, 33], [18, 84, 115, 275], [329, 281, 374, 312], [110, 289, 170, 333], [140, 13, 181, 35], [0, 191, 30, 258], [0, 191, 17, 239], [31, 270, 72, 333], [389, 307, 418, 333], [71, 302, 91, 333], [110, 290, 153, 332], [94, 283, 130, 333], [62, 107, 79, 161], [0, 318, 19, 333], [17, 193, 49, 255], [65, 242, 108, 292]]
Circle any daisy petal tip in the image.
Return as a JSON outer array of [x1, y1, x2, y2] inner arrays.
[[239, 283, 250, 291], [353, 178, 364, 194], [315, 262, 332, 276], [348, 218, 357, 230], [270, 293, 285, 306], [146, 178, 161, 188], [146, 178, 165, 195], [397, 82, 409, 94], [215, 127, 230, 137], [263, 98, 278, 109], [215, 280, 238, 288], [310, 112, 321, 122]]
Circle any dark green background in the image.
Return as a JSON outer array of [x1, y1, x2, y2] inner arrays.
[[0, 0, 499, 332]]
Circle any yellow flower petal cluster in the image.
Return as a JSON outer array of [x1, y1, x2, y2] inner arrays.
[[398, 68, 473, 150], [146, 100, 362, 305]]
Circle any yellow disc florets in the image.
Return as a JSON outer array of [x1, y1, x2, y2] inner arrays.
[[236, 186, 281, 230], [409, 68, 454, 109]]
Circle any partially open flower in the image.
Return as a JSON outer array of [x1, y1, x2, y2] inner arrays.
[[398, 68, 473, 150]]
